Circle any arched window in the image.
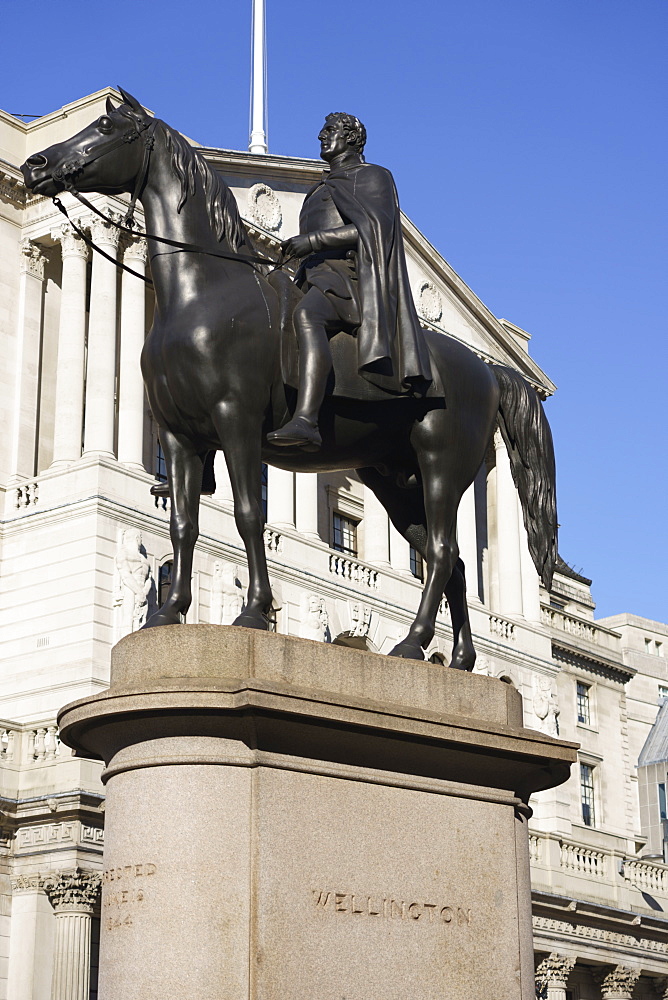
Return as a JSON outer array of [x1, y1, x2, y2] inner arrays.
[[158, 561, 173, 607]]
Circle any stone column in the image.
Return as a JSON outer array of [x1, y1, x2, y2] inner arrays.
[[295, 472, 319, 538], [117, 238, 147, 469], [518, 494, 541, 623], [267, 466, 295, 528], [363, 485, 390, 566], [457, 483, 478, 597], [43, 868, 101, 1000], [50, 225, 89, 467], [10, 241, 47, 481], [213, 452, 234, 503], [83, 215, 120, 457], [389, 522, 412, 575], [494, 432, 523, 617], [535, 953, 576, 1000], [599, 965, 641, 1000]]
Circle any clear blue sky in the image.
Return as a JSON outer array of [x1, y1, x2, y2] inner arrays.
[[2, 0, 665, 622]]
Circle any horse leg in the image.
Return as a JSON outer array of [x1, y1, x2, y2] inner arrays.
[[444, 559, 476, 671], [144, 429, 203, 628], [213, 404, 273, 630], [359, 465, 475, 668]]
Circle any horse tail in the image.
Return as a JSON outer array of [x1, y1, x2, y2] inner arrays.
[[491, 365, 558, 590]]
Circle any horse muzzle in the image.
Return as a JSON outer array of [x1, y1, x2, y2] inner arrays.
[[21, 150, 85, 196]]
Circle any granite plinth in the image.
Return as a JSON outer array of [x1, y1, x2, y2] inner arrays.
[[58, 626, 576, 1000]]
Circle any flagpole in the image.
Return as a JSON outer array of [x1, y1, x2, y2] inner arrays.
[[249, 0, 268, 154]]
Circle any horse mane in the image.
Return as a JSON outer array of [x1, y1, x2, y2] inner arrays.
[[158, 120, 245, 251]]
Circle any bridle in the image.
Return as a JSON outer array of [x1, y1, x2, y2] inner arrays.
[[49, 110, 295, 284]]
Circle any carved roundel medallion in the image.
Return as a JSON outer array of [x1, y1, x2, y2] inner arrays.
[[416, 280, 443, 324], [246, 183, 282, 233]]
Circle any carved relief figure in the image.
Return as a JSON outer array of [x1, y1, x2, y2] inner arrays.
[[532, 674, 560, 736], [299, 593, 330, 642], [350, 602, 371, 638], [210, 561, 244, 625], [113, 529, 152, 641]]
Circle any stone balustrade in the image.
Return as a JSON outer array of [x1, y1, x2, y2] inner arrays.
[[540, 604, 622, 655], [530, 830, 668, 908], [328, 553, 379, 589], [0, 722, 68, 764]]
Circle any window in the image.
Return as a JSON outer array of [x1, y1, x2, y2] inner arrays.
[[332, 512, 358, 556], [659, 783, 667, 823], [156, 440, 167, 482], [410, 547, 424, 581], [261, 464, 268, 521], [576, 682, 591, 725], [158, 561, 173, 607], [646, 638, 664, 656], [580, 763, 596, 827], [659, 684, 668, 703]]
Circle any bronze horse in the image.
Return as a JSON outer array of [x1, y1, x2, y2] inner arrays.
[[21, 89, 557, 667]]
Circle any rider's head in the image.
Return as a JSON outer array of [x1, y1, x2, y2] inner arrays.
[[321, 112, 366, 159]]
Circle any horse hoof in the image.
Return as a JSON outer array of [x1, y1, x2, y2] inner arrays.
[[232, 611, 270, 631], [449, 647, 476, 672], [388, 640, 425, 661], [142, 610, 182, 629]]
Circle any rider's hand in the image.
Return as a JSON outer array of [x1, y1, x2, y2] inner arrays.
[[280, 234, 314, 259]]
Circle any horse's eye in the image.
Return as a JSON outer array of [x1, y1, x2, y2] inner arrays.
[[98, 116, 114, 134]]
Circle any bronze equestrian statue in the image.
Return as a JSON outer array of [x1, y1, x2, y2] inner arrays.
[[268, 112, 431, 451], [21, 89, 557, 668]]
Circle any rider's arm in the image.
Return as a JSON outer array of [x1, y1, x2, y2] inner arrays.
[[308, 225, 358, 252]]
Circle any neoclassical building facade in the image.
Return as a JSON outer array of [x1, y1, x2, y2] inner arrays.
[[0, 89, 666, 1000]]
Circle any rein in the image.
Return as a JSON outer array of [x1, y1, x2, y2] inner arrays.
[[50, 114, 296, 284]]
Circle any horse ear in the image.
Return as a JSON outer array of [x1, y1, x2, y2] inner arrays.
[[117, 87, 144, 114], [106, 95, 117, 115]]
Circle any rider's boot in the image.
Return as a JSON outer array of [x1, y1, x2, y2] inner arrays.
[[268, 318, 331, 451]]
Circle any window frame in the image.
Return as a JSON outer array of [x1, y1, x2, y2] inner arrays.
[[332, 511, 359, 557], [580, 761, 597, 828]]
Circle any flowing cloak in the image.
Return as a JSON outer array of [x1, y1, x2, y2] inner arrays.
[[303, 161, 433, 396]]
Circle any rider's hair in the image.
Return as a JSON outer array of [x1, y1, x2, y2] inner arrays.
[[325, 112, 367, 157]]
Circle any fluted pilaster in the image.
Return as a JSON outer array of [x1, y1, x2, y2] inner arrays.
[[9, 240, 48, 481], [50, 225, 89, 466], [83, 215, 121, 457], [117, 238, 147, 468]]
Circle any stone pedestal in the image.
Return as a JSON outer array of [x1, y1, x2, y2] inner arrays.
[[59, 627, 575, 1000]]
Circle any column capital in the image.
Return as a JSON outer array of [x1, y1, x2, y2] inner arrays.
[[19, 239, 48, 279], [51, 223, 90, 259], [535, 952, 576, 990], [43, 867, 102, 913], [123, 236, 148, 264], [11, 873, 49, 893], [598, 965, 641, 999], [88, 213, 122, 248]]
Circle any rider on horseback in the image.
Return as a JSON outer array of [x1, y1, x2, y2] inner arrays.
[[267, 113, 433, 451]]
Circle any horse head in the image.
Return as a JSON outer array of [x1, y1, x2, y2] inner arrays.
[[21, 87, 153, 198]]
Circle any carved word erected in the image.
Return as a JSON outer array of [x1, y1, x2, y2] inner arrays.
[[102, 862, 157, 930], [312, 889, 471, 925]]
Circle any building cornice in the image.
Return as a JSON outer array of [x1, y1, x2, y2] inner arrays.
[[551, 641, 636, 684], [0, 157, 25, 205]]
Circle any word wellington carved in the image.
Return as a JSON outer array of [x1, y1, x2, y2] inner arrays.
[[21, 88, 557, 669], [312, 889, 472, 925]]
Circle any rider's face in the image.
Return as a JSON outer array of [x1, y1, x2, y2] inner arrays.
[[318, 119, 353, 162]]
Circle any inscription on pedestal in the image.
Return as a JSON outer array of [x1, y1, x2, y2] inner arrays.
[[102, 863, 157, 930], [312, 889, 472, 925]]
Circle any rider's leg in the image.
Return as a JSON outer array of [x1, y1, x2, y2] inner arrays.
[[268, 287, 338, 449]]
